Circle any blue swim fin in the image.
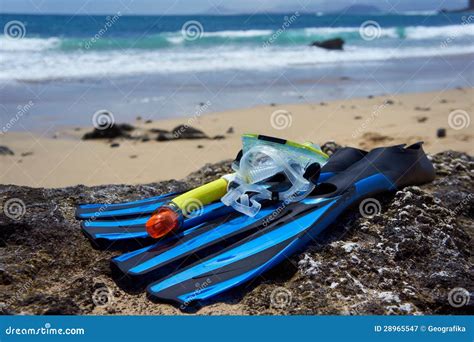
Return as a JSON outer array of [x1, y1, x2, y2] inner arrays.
[[79, 147, 367, 249], [75, 191, 181, 220], [118, 143, 434, 308], [110, 147, 369, 290], [81, 201, 232, 249]]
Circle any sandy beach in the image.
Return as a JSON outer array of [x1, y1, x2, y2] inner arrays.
[[1, 88, 472, 188]]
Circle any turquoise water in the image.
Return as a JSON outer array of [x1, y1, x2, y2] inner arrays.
[[1, 13, 473, 81], [0, 13, 473, 129]]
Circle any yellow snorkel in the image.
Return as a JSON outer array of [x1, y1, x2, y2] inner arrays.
[[146, 134, 328, 239]]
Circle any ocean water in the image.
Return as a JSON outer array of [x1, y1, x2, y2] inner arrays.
[[0, 13, 473, 129], [1, 13, 473, 81]]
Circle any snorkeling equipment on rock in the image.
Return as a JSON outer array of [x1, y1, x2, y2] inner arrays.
[[110, 145, 369, 292], [145, 134, 328, 239], [141, 142, 435, 307], [77, 134, 435, 309]]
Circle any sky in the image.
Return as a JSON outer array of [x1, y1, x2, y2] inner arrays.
[[0, 0, 468, 15]]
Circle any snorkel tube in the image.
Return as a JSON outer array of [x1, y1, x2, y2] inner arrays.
[[146, 178, 228, 239], [146, 134, 328, 238]]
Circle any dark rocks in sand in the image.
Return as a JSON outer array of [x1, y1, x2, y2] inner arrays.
[[0, 146, 472, 315], [141, 136, 150, 142], [197, 144, 204, 149], [21, 152, 34, 157], [440, 99, 448, 104], [145, 120, 153, 124], [149, 128, 169, 134], [368, 95, 374, 99], [117, 123, 135, 131], [310, 38, 344, 50], [82, 123, 135, 140], [385, 99, 395, 105], [270, 103, 276, 107], [437, 128, 447, 138], [0, 146, 14, 156], [320, 102, 327, 106], [361, 132, 394, 145], [354, 115, 362, 120], [213, 135, 225, 140], [156, 132, 176, 141], [172, 125, 208, 140], [110, 143, 120, 148], [130, 155, 138, 159], [415, 106, 431, 112], [417, 116, 428, 123], [156, 125, 211, 141], [226, 127, 234, 134]]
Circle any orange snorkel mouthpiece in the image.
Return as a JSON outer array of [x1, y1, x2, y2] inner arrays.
[[146, 206, 180, 239]]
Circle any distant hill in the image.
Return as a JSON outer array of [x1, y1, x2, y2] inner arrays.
[[339, 4, 382, 14], [263, 4, 382, 15]]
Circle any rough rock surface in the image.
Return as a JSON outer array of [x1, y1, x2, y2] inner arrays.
[[0, 144, 472, 315], [243, 150, 473, 315]]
